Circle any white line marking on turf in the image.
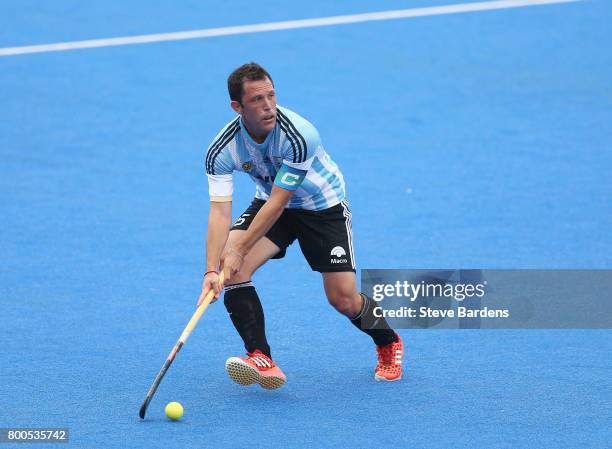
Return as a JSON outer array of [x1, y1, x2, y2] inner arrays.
[[0, 0, 581, 57]]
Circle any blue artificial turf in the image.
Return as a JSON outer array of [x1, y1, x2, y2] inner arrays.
[[1, 1, 611, 447]]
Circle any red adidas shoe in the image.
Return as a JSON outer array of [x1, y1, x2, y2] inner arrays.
[[225, 350, 286, 390], [375, 333, 404, 381]]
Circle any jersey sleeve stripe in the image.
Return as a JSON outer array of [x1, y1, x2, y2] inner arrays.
[[278, 109, 308, 163], [206, 119, 239, 174], [206, 121, 240, 175], [209, 127, 239, 175], [277, 111, 303, 162], [277, 118, 299, 163], [205, 121, 236, 174], [206, 118, 240, 174], [206, 118, 238, 167]]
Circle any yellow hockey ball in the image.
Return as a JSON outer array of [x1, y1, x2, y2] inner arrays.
[[165, 402, 184, 421]]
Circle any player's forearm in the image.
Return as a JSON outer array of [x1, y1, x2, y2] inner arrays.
[[232, 199, 285, 255], [205, 206, 232, 271]]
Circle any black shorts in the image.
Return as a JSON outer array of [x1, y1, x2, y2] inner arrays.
[[231, 198, 356, 273]]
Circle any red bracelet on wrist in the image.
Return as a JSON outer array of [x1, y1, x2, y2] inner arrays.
[[204, 270, 219, 277]]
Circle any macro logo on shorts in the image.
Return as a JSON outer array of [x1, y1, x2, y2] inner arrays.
[[330, 246, 348, 264], [242, 161, 253, 172]]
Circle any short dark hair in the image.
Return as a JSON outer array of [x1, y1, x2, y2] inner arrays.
[[227, 62, 274, 103]]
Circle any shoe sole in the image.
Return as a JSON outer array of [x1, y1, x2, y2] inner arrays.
[[225, 357, 286, 390], [374, 373, 402, 382]]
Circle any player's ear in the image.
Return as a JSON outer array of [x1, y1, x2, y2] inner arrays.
[[230, 100, 242, 114]]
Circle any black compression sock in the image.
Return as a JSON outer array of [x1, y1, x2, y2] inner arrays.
[[223, 281, 271, 357], [350, 293, 398, 346]]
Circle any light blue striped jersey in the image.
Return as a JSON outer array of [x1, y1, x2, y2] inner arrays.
[[205, 106, 345, 211]]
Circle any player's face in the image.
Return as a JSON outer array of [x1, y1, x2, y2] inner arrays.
[[233, 78, 276, 142]]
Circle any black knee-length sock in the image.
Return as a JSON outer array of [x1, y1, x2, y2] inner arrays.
[[350, 293, 398, 346], [223, 281, 271, 357]]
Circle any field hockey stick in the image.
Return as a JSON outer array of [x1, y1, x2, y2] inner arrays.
[[139, 270, 225, 419]]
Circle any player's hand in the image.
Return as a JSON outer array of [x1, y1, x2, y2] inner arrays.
[[197, 271, 221, 307], [220, 247, 244, 284]]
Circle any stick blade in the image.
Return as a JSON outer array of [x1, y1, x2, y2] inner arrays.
[[139, 397, 150, 419], [138, 357, 173, 419]]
